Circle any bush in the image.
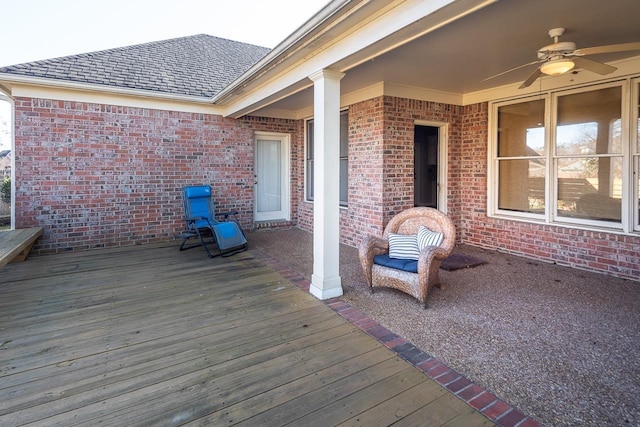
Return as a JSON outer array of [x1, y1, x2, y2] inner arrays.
[[1, 178, 10, 204]]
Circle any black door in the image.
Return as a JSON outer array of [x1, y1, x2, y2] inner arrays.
[[414, 125, 438, 208]]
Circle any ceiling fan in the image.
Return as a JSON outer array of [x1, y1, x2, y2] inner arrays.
[[486, 28, 640, 89]]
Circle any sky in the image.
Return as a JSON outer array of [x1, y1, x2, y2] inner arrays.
[[0, 0, 329, 150]]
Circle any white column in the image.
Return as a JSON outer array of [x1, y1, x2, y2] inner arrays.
[[308, 69, 344, 300]]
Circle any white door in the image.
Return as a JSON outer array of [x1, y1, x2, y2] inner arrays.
[[254, 133, 290, 221]]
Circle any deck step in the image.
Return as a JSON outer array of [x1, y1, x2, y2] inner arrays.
[[0, 226, 44, 268]]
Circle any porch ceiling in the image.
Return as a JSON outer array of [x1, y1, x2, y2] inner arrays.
[[249, 0, 640, 117]]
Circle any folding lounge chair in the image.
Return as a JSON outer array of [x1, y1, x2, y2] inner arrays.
[[179, 185, 248, 257]]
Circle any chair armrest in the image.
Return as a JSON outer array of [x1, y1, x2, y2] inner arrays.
[[216, 210, 239, 221], [418, 245, 449, 270], [360, 236, 389, 257], [417, 245, 451, 292], [185, 216, 214, 229], [358, 236, 389, 287]]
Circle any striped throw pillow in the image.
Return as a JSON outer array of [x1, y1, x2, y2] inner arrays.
[[388, 233, 420, 260], [417, 226, 444, 249]]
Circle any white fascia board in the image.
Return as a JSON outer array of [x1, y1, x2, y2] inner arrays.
[[1, 73, 217, 104], [2, 75, 226, 115], [219, 0, 496, 118]]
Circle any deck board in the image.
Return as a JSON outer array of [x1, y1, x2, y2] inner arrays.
[[0, 243, 493, 426]]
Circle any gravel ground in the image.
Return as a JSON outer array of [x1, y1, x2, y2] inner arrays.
[[247, 228, 640, 427]]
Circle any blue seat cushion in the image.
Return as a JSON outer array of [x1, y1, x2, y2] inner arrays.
[[373, 254, 418, 273]]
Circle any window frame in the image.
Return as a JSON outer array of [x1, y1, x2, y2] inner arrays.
[[305, 110, 349, 207], [633, 78, 640, 231], [489, 79, 638, 234], [488, 94, 551, 222]]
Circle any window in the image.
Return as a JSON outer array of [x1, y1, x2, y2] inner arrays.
[[635, 81, 640, 230], [496, 99, 546, 215], [555, 87, 622, 222], [490, 80, 640, 233], [306, 111, 349, 206]]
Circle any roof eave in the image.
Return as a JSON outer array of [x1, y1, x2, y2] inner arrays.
[[0, 73, 214, 104]]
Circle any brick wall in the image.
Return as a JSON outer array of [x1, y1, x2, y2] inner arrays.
[[382, 96, 464, 225], [14, 97, 298, 254], [296, 96, 465, 247], [13, 95, 639, 280], [342, 97, 386, 246]]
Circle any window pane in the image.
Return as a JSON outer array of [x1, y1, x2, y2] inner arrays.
[[340, 158, 348, 205], [306, 159, 314, 200], [307, 121, 314, 160], [340, 112, 348, 205], [340, 112, 348, 157], [637, 82, 640, 153], [498, 159, 546, 213], [498, 100, 545, 157], [637, 158, 640, 226], [557, 157, 622, 222], [636, 83, 640, 226], [557, 87, 621, 155], [306, 120, 314, 201]]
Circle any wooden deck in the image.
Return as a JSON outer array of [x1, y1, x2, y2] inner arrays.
[[0, 243, 493, 426]]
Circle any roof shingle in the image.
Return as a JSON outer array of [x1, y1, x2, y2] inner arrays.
[[0, 34, 271, 98]]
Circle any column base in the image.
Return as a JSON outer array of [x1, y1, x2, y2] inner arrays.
[[309, 275, 343, 300]]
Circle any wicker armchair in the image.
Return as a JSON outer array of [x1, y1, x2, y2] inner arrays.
[[359, 207, 456, 308]]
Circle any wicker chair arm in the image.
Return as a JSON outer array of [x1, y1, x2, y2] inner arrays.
[[358, 236, 389, 287], [416, 245, 451, 303], [361, 236, 389, 255]]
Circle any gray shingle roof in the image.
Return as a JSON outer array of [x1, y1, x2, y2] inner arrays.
[[0, 34, 271, 98]]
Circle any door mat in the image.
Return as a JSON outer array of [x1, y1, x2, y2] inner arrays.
[[441, 253, 487, 271]]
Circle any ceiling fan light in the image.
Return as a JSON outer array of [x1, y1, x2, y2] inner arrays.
[[540, 59, 575, 76]]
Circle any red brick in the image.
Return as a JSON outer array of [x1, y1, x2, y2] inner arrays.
[[483, 400, 511, 420], [496, 409, 527, 427], [446, 376, 472, 393], [468, 391, 497, 411], [457, 383, 485, 401]]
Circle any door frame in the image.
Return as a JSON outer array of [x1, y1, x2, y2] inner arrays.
[[254, 131, 291, 222], [414, 120, 448, 213]]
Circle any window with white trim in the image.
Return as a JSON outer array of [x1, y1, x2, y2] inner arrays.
[[305, 111, 349, 206], [489, 79, 640, 233], [634, 80, 640, 230]]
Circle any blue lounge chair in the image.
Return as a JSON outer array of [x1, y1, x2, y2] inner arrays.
[[179, 185, 247, 257]]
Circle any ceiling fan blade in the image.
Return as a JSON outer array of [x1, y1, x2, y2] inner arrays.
[[572, 57, 616, 75], [574, 42, 640, 56], [483, 60, 542, 81], [518, 67, 543, 89]]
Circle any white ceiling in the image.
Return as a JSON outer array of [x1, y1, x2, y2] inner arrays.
[[253, 0, 640, 115]]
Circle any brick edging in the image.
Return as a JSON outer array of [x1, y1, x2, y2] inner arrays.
[[253, 251, 542, 427]]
